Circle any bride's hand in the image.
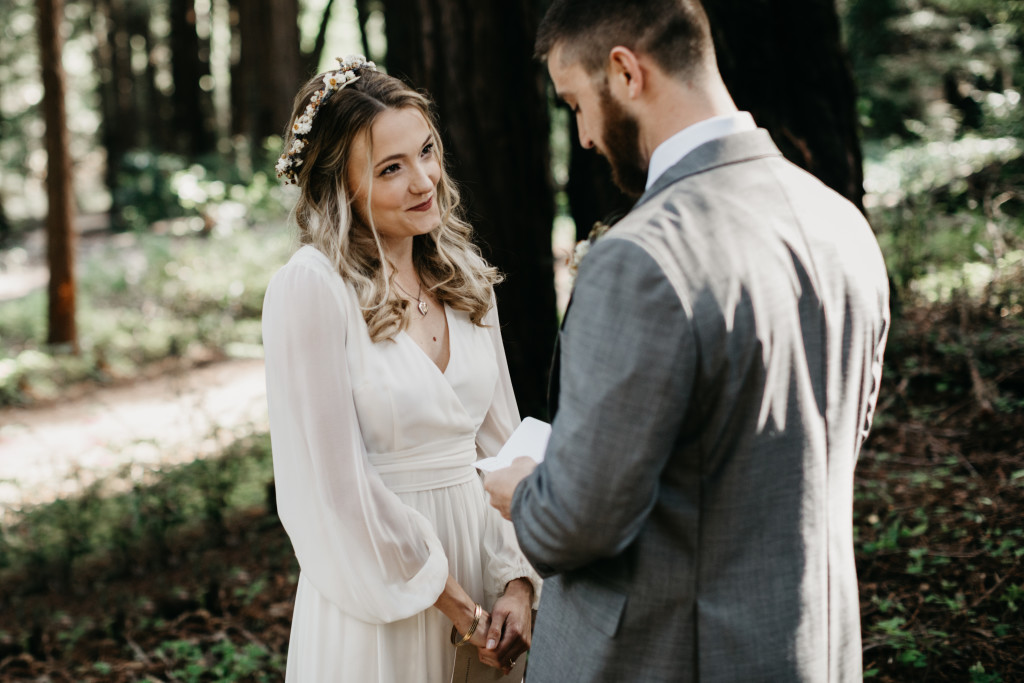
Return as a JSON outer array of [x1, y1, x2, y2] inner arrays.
[[464, 610, 492, 650], [478, 578, 533, 674]]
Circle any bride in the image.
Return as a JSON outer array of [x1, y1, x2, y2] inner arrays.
[[263, 56, 539, 681]]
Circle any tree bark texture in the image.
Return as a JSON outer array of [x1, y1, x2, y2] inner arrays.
[[37, 0, 77, 348], [234, 0, 303, 143], [228, 0, 245, 136], [705, 0, 865, 211], [383, 0, 558, 419], [170, 0, 214, 156], [126, 1, 162, 151], [93, 0, 131, 197], [94, 0, 158, 229]]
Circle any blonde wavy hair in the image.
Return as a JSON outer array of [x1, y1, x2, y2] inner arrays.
[[282, 68, 501, 342]]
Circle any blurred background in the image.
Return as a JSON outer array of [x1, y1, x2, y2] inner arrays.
[[0, 0, 1022, 681]]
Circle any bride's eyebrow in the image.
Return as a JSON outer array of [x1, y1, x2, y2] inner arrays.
[[374, 135, 433, 169]]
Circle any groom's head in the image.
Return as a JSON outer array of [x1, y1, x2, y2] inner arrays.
[[536, 0, 722, 197]]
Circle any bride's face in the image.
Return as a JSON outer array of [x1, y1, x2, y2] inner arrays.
[[347, 107, 442, 244]]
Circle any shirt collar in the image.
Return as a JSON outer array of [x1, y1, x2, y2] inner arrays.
[[645, 111, 757, 189]]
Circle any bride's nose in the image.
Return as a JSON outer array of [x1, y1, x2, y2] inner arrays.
[[409, 160, 436, 194]]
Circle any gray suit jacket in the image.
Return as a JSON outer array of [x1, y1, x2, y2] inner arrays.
[[511, 129, 889, 682]]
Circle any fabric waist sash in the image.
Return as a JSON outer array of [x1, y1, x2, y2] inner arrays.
[[369, 435, 479, 494]]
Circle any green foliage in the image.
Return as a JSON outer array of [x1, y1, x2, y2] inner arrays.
[[844, 0, 1022, 140], [845, 0, 1024, 308], [112, 139, 291, 233], [970, 661, 1004, 683], [156, 637, 284, 683], [0, 433, 274, 587], [0, 223, 292, 406]]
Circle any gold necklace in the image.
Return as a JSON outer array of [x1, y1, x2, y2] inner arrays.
[[394, 278, 428, 316]]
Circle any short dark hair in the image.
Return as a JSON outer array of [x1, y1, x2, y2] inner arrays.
[[535, 0, 714, 78]]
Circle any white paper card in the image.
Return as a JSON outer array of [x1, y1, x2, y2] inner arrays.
[[474, 417, 551, 472]]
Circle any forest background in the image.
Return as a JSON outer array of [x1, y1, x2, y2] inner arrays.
[[0, 0, 1023, 681]]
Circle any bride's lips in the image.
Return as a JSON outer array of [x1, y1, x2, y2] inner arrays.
[[408, 196, 434, 212]]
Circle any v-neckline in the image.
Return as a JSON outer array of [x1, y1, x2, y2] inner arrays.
[[399, 304, 454, 377]]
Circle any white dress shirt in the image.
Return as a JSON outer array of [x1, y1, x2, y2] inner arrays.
[[645, 111, 757, 190]]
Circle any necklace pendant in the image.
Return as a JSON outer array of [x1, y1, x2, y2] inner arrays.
[[418, 300, 429, 316]]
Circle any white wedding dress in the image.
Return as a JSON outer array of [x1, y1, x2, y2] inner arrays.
[[262, 245, 538, 682]]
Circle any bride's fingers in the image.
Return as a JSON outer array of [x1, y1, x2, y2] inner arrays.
[[468, 612, 492, 649], [476, 644, 503, 669]]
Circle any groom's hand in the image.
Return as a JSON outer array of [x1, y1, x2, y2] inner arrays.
[[479, 578, 533, 674], [483, 457, 537, 520]]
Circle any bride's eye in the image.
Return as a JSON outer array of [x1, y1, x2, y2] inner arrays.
[[380, 163, 401, 176], [421, 142, 435, 157]]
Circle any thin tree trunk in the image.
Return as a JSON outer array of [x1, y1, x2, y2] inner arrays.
[[264, 0, 303, 135], [93, 0, 131, 215], [0, 190, 10, 245], [305, 0, 337, 74], [383, 0, 557, 418], [126, 1, 155, 149], [353, 0, 375, 62], [170, 0, 213, 156], [37, 0, 77, 348], [235, 0, 301, 143], [228, 0, 247, 137]]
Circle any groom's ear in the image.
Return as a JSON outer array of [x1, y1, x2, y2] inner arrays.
[[608, 46, 645, 100]]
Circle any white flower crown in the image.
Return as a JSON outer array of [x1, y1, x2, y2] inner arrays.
[[275, 54, 378, 185]]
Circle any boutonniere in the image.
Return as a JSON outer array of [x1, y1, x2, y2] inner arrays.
[[567, 220, 613, 284]]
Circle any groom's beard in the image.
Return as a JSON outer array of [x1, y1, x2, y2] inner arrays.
[[598, 86, 648, 199]]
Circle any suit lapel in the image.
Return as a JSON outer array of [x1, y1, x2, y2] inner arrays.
[[635, 128, 783, 209]]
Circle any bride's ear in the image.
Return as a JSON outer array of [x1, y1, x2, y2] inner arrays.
[[608, 46, 645, 100]]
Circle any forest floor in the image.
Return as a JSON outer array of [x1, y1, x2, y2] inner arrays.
[[0, 358, 267, 512], [0, 292, 1021, 681]]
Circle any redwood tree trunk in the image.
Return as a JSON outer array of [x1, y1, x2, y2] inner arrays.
[[234, 0, 302, 143], [228, 0, 246, 136], [37, 0, 77, 348], [383, 0, 557, 419], [170, 0, 213, 156], [706, 0, 865, 211], [264, 0, 303, 137]]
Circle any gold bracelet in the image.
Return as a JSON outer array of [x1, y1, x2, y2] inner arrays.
[[450, 603, 482, 647]]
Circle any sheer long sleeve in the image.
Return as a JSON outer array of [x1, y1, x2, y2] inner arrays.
[[475, 302, 542, 604], [262, 260, 449, 624]]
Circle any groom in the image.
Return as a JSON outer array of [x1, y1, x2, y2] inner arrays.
[[484, 0, 889, 681]]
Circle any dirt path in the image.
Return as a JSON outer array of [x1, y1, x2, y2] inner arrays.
[[0, 358, 268, 513]]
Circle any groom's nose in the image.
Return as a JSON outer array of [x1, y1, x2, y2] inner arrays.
[[577, 122, 595, 150]]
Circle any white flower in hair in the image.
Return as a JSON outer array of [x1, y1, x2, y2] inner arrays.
[[277, 54, 377, 185]]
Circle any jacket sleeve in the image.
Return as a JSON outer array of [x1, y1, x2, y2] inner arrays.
[[262, 260, 448, 623], [510, 237, 697, 576]]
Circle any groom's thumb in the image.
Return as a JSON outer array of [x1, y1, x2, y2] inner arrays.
[[486, 614, 503, 650]]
